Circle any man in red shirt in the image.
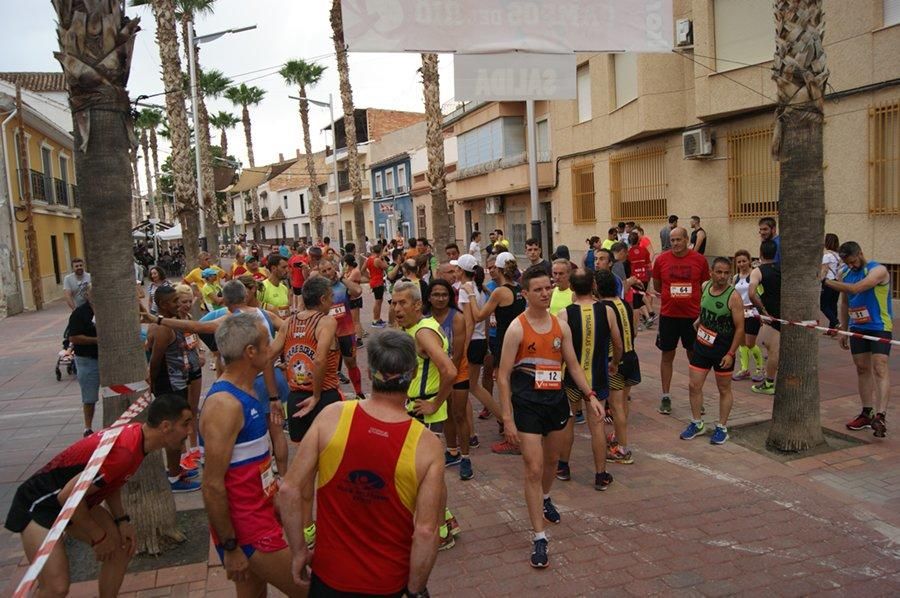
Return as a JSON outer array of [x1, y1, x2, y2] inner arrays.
[[627, 231, 655, 328], [288, 242, 308, 312], [651, 227, 710, 415], [4, 394, 194, 597], [365, 244, 388, 328]]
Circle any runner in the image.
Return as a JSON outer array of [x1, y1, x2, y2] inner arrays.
[[232, 250, 248, 278], [652, 226, 710, 415], [549, 259, 574, 316], [732, 250, 765, 382], [344, 254, 365, 345], [4, 394, 193, 598], [288, 242, 308, 312], [680, 257, 744, 445], [199, 314, 305, 597], [259, 254, 291, 320], [365, 243, 388, 328], [627, 231, 655, 329], [758, 217, 782, 264], [660, 215, 678, 251], [689, 216, 707, 254], [245, 255, 268, 281], [601, 228, 618, 251], [478, 254, 501, 419], [826, 241, 893, 437], [526, 238, 552, 276], [183, 251, 226, 297], [392, 280, 460, 550], [66, 286, 100, 436], [63, 257, 91, 310], [200, 268, 224, 314], [748, 240, 781, 395], [497, 266, 606, 568], [320, 258, 365, 400], [278, 330, 445, 597], [554, 268, 622, 485]]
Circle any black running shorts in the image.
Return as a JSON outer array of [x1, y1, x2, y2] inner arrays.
[[655, 316, 696, 352], [512, 395, 570, 436], [286, 388, 342, 442]]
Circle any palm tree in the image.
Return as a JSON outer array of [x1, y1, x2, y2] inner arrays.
[[137, 108, 164, 219], [330, 0, 365, 251], [766, 0, 830, 452], [131, 145, 142, 224], [209, 110, 239, 156], [420, 53, 454, 252], [135, 109, 161, 219], [280, 59, 327, 238], [53, 0, 182, 556], [225, 83, 266, 240]]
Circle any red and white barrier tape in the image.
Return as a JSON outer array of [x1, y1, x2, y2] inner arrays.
[[755, 314, 899, 346], [14, 382, 151, 598]]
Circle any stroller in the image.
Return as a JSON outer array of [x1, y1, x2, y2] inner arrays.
[[55, 329, 77, 381]]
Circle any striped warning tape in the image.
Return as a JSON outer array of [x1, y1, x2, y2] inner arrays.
[[755, 314, 899, 346], [13, 382, 152, 598]]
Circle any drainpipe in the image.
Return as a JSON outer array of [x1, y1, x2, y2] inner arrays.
[[0, 108, 26, 307]]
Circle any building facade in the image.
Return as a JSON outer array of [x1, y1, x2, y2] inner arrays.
[[371, 154, 414, 241]]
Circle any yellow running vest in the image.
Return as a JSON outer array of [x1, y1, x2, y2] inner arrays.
[[405, 317, 449, 424]]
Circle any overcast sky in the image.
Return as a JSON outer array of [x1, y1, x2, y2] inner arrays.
[[1, 0, 455, 178]]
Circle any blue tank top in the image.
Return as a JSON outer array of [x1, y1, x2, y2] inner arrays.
[[199, 380, 270, 465], [843, 261, 893, 332]]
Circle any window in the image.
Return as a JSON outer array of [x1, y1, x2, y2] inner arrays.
[[572, 164, 596, 223], [457, 117, 525, 170], [41, 146, 54, 203], [293, 223, 300, 238], [397, 164, 407, 192], [536, 119, 550, 162], [727, 127, 779, 217], [344, 219, 354, 241], [614, 53, 638, 109], [869, 99, 900, 214], [714, 0, 774, 72], [576, 63, 591, 123], [416, 205, 427, 237], [283, 195, 289, 210], [385, 169, 395, 195], [299, 193, 306, 214], [609, 146, 668, 221], [886, 0, 900, 27], [374, 171, 383, 197], [58, 155, 70, 206], [507, 208, 527, 255], [886, 264, 900, 300]]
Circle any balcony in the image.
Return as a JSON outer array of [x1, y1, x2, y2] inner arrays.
[[17, 170, 76, 208], [54, 178, 70, 206]]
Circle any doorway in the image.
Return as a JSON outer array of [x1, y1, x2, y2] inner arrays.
[[542, 202, 554, 256]]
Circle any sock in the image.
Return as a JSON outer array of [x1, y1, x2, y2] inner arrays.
[[534, 531, 547, 541], [750, 345, 764, 369], [738, 345, 749, 372], [543, 494, 551, 501], [862, 407, 874, 416], [348, 366, 362, 394], [716, 423, 727, 431], [662, 393, 671, 400], [447, 448, 459, 456], [693, 419, 704, 426]]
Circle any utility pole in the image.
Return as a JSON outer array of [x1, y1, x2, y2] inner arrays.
[[15, 86, 43, 310]]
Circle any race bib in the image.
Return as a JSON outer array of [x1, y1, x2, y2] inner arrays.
[[184, 334, 198, 350], [259, 457, 278, 499], [330, 304, 346, 317], [743, 308, 757, 319], [670, 283, 692, 298], [696, 325, 717, 347], [534, 365, 562, 390], [277, 307, 290, 318], [849, 307, 872, 324]]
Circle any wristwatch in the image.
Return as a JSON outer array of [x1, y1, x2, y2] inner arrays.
[[405, 589, 429, 598], [222, 538, 238, 552]]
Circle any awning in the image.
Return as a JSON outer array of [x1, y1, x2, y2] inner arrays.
[[222, 159, 299, 193], [157, 223, 182, 241]]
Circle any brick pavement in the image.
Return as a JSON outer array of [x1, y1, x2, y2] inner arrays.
[[0, 291, 898, 597]]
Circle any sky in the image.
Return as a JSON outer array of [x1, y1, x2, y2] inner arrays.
[[0, 0, 456, 182]]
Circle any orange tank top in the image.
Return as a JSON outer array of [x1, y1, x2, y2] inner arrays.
[[283, 312, 340, 392], [513, 313, 564, 372]]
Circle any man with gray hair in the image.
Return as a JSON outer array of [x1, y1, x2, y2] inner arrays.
[[279, 330, 446, 596], [200, 313, 305, 597]]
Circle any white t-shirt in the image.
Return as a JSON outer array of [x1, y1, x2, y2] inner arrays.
[[63, 272, 91, 307], [458, 285, 486, 340], [469, 241, 482, 265], [822, 251, 840, 281]]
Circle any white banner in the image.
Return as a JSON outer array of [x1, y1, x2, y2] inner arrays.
[[341, 0, 674, 53], [454, 53, 577, 101]]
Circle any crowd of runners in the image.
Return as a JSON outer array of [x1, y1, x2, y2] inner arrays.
[[4, 215, 894, 596]]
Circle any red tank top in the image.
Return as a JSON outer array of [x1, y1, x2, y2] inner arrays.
[[283, 312, 340, 392], [366, 255, 384, 287], [313, 402, 425, 594]]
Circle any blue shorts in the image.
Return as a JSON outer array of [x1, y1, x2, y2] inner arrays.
[[253, 367, 290, 416], [74, 356, 99, 404]]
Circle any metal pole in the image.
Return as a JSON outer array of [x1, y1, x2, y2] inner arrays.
[[525, 99, 541, 244], [187, 26, 206, 250], [329, 93, 340, 242]]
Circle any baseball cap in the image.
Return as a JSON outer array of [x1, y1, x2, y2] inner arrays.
[[495, 251, 516, 270], [452, 254, 479, 273], [201, 267, 218, 278]]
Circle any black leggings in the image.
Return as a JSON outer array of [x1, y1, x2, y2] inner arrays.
[[820, 283, 840, 329]]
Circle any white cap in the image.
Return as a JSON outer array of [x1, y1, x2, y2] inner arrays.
[[495, 251, 516, 270], [453, 254, 479, 273]]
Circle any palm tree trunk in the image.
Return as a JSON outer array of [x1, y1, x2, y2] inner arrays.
[[331, 0, 364, 252], [241, 107, 262, 241], [141, 130, 157, 220], [131, 148, 141, 224], [766, 0, 829, 452], [421, 53, 453, 251], [151, 0, 199, 269], [149, 127, 162, 220], [298, 84, 324, 238], [53, 0, 183, 556], [220, 129, 228, 157]]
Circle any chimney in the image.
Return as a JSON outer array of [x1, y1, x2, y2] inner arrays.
[[279, 152, 284, 162], [296, 148, 301, 158]]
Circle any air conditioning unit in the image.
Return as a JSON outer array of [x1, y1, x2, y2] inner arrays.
[[675, 18, 693, 47], [485, 196, 503, 215], [682, 128, 714, 159]]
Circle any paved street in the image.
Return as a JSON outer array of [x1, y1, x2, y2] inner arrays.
[[0, 291, 899, 597]]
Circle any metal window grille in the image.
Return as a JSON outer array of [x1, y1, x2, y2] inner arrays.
[[572, 164, 596, 223], [727, 127, 779, 218], [869, 99, 900, 215], [610, 146, 667, 221], [885, 263, 900, 300]]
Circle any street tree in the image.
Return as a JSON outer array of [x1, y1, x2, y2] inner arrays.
[[420, 53, 454, 252], [225, 83, 266, 241]]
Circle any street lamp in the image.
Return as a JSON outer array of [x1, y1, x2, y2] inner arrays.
[[289, 94, 340, 238], [188, 24, 256, 248]]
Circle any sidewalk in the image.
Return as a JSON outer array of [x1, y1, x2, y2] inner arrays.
[[0, 294, 898, 596]]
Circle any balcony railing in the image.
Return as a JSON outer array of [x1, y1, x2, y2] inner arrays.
[[18, 170, 78, 208], [54, 178, 69, 206]]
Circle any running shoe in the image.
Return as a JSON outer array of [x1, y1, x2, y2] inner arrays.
[[338, 372, 350, 384], [574, 411, 586, 425], [646, 313, 658, 327], [371, 320, 386, 328], [356, 338, 364, 348], [303, 523, 316, 550], [595, 471, 614, 491], [445, 512, 461, 537], [83, 428, 93, 438], [555, 462, 571, 481], [658, 396, 672, 415], [542, 497, 561, 524], [530, 538, 549, 568], [179, 447, 201, 471], [478, 407, 491, 420], [680, 421, 706, 440], [607, 432, 618, 447], [732, 369, 750, 381], [491, 440, 520, 455], [469, 435, 480, 448], [872, 413, 887, 438], [607, 445, 634, 464], [444, 451, 462, 467], [751, 368, 766, 383], [438, 532, 456, 551], [180, 467, 200, 481], [459, 458, 474, 481], [710, 425, 729, 445], [846, 411, 873, 430], [170, 478, 201, 493], [751, 380, 775, 395]]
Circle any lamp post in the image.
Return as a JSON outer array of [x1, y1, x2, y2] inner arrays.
[[188, 24, 256, 249], [288, 94, 339, 240]]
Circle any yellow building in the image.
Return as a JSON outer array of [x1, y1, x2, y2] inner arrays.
[[0, 73, 83, 314]]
